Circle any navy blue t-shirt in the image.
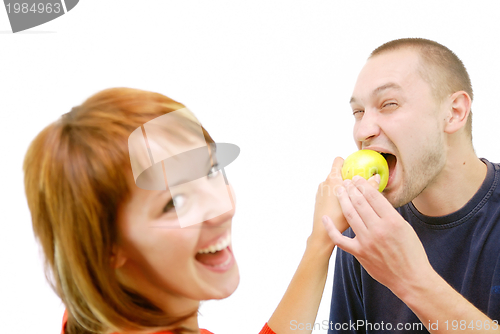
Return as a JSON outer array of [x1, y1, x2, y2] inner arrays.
[[328, 159, 500, 333]]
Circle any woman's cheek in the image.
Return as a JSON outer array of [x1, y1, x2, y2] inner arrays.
[[228, 183, 236, 207]]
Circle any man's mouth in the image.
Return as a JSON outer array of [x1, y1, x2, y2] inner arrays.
[[379, 152, 397, 186], [195, 234, 233, 268]]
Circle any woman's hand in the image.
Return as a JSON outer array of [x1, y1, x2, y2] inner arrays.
[[265, 157, 381, 334], [308, 157, 346, 254], [308, 157, 380, 255]]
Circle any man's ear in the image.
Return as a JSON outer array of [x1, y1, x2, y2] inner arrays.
[[444, 91, 471, 134], [110, 245, 128, 269]]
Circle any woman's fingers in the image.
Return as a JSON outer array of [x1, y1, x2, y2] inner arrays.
[[316, 159, 382, 246], [329, 156, 344, 179], [311, 157, 347, 248], [315, 156, 348, 232]]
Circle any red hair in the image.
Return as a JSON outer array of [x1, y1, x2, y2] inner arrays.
[[23, 88, 214, 334]]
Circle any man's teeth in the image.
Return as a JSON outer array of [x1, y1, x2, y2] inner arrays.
[[197, 234, 231, 254]]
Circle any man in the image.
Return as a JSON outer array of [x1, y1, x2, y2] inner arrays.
[[322, 38, 500, 333]]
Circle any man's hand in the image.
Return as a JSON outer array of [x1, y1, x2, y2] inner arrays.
[[321, 175, 500, 333], [321, 175, 433, 297]]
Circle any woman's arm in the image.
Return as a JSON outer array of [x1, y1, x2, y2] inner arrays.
[[264, 233, 333, 334], [264, 157, 378, 334]]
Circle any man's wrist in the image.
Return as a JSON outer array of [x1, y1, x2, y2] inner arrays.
[[393, 266, 444, 311]]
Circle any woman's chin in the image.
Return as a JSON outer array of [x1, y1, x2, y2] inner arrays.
[[221, 264, 240, 297], [201, 263, 240, 300], [216, 264, 240, 299]]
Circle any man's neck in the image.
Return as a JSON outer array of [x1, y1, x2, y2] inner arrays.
[[411, 152, 487, 217]]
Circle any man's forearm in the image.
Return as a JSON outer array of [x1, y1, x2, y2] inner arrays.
[[397, 270, 499, 333]]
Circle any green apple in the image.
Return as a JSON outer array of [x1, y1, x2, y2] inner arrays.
[[341, 149, 389, 192]]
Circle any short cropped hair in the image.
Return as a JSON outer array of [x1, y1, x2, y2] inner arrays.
[[370, 38, 473, 137]]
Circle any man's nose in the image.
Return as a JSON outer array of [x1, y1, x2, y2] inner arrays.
[[354, 110, 381, 145]]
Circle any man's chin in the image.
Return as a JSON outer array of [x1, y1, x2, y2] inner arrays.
[[383, 188, 410, 209]]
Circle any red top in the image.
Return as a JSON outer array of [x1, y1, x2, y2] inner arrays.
[[61, 310, 275, 334]]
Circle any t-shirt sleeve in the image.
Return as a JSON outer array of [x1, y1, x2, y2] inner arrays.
[[200, 329, 215, 334], [328, 228, 365, 334], [259, 323, 276, 334], [488, 253, 500, 321], [61, 309, 68, 334]]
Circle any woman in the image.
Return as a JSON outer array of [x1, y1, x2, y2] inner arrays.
[[23, 87, 368, 334]]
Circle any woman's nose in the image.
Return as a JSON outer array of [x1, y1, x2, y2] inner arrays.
[[199, 176, 236, 226]]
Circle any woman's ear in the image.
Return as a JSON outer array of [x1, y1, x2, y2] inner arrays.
[[110, 245, 128, 269], [444, 91, 472, 134]]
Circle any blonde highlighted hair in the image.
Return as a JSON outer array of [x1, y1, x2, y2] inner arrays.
[[23, 88, 214, 334]]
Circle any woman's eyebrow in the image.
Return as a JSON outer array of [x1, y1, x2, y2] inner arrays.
[[154, 189, 171, 202], [155, 146, 216, 189]]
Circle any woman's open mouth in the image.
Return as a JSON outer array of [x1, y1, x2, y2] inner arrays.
[[195, 234, 234, 272]]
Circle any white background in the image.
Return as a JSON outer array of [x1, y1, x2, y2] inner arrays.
[[1, 1, 500, 333]]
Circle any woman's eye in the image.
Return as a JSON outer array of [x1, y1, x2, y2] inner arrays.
[[163, 195, 185, 213], [207, 164, 220, 179], [163, 199, 175, 213]]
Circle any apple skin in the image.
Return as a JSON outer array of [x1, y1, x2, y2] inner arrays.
[[341, 149, 389, 192]]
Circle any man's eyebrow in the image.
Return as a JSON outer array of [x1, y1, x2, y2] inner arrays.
[[350, 82, 402, 104], [372, 82, 402, 96]]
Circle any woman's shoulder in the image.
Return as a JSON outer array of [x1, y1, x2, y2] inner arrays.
[[61, 310, 215, 334]]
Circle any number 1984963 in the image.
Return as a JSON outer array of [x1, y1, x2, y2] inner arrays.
[[6, 3, 62, 14]]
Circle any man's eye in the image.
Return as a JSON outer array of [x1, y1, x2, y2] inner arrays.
[[352, 110, 364, 119], [207, 164, 220, 179], [383, 102, 397, 108]]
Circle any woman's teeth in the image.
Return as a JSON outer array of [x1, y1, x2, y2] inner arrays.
[[197, 234, 231, 254]]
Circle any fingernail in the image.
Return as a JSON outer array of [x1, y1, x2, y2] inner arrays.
[[343, 179, 352, 186], [322, 216, 330, 225], [368, 174, 381, 184], [352, 175, 363, 182]]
